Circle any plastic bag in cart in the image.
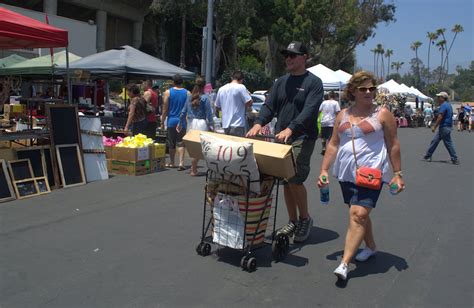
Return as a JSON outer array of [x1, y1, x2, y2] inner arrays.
[[213, 193, 245, 249]]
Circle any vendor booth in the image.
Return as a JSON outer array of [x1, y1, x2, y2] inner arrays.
[[0, 7, 96, 203]]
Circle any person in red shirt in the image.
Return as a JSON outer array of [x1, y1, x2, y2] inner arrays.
[[143, 80, 159, 139]]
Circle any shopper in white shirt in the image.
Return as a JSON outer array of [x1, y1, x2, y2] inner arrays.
[[318, 91, 340, 154], [215, 71, 253, 137]]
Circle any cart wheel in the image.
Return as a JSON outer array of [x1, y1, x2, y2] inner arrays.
[[202, 243, 211, 256], [196, 242, 204, 255], [272, 233, 290, 261], [246, 257, 257, 272], [240, 255, 249, 270]]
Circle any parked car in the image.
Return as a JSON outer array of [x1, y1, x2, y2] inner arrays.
[[251, 94, 265, 112], [252, 90, 268, 103]]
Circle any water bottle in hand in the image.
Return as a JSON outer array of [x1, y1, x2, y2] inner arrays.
[[320, 176, 330, 205], [389, 183, 399, 195]]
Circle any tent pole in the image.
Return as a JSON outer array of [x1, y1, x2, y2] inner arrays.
[[66, 47, 72, 104]]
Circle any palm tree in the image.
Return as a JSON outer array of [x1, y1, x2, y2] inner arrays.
[[385, 49, 393, 78], [375, 43, 384, 79], [436, 39, 446, 83], [411, 41, 422, 86], [391, 61, 404, 74], [443, 24, 464, 76], [426, 31, 438, 73], [370, 48, 377, 75]]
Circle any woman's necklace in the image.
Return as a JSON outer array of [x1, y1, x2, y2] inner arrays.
[[351, 105, 374, 119]]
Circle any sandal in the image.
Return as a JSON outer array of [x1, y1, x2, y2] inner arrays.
[[178, 165, 186, 171], [165, 163, 176, 168]]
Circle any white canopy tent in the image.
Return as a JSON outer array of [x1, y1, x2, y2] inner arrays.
[[399, 83, 415, 95], [378, 79, 408, 94], [409, 86, 430, 100], [334, 69, 352, 83], [307, 64, 345, 90]]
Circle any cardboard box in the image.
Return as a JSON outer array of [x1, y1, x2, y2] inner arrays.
[[4, 104, 25, 114], [183, 130, 296, 179], [150, 143, 166, 159], [112, 146, 150, 162], [0, 140, 11, 149], [111, 160, 151, 176], [104, 146, 113, 159], [0, 148, 15, 160]]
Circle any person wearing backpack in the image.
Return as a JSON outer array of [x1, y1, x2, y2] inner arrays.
[[124, 84, 147, 136]]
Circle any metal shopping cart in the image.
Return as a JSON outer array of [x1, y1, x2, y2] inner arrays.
[[195, 169, 290, 272]]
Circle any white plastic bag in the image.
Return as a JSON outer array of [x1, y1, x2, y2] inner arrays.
[[212, 193, 244, 249]]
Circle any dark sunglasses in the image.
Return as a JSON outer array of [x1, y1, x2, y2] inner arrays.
[[283, 53, 299, 59], [357, 86, 377, 93]]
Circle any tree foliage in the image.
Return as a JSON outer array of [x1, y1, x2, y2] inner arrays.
[[143, 0, 396, 83]]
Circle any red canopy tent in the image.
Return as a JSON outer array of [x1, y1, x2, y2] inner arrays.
[[0, 7, 68, 49], [0, 7, 71, 102]]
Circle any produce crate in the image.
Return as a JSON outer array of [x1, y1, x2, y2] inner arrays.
[[112, 146, 150, 162], [150, 143, 166, 159], [104, 146, 113, 159], [110, 160, 151, 176]]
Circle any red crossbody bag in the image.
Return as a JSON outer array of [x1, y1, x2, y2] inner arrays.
[[350, 120, 383, 190]]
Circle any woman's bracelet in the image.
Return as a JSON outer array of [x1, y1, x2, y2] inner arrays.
[[393, 171, 403, 178]]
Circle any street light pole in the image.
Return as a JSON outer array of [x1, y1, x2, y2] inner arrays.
[[205, 0, 213, 84]]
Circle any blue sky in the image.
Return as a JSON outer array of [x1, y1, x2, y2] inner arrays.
[[356, 0, 473, 75]]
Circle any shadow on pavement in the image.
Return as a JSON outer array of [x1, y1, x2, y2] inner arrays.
[[327, 250, 409, 288], [420, 159, 451, 164], [211, 227, 339, 271]]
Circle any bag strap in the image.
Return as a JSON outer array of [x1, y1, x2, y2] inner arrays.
[[349, 119, 359, 169]]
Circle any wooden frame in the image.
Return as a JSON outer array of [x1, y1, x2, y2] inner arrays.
[[35, 177, 51, 194], [0, 159, 16, 203], [8, 159, 35, 181], [15, 145, 57, 189], [56, 144, 86, 188], [7, 159, 40, 199], [14, 179, 40, 199]]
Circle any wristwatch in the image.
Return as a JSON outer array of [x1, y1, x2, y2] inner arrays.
[[393, 171, 403, 178]]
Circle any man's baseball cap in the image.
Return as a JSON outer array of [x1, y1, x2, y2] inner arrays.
[[281, 41, 308, 56], [436, 91, 449, 99]]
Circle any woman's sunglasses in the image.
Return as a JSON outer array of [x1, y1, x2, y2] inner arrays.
[[357, 86, 377, 93]]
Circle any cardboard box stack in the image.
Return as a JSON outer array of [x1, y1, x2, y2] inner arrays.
[[105, 134, 166, 176]]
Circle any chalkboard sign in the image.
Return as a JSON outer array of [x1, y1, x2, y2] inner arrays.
[[43, 148, 55, 188], [8, 159, 34, 181], [15, 180, 39, 198], [56, 144, 85, 188], [0, 160, 16, 203], [16, 148, 45, 177], [47, 105, 80, 145]]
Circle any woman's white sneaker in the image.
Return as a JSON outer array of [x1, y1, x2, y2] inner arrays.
[[355, 247, 377, 262], [333, 263, 348, 280]]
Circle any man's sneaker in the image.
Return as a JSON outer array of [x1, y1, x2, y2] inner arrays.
[[277, 221, 298, 237], [452, 159, 460, 165], [355, 247, 377, 262], [294, 217, 313, 242], [423, 155, 432, 162], [333, 263, 348, 280]]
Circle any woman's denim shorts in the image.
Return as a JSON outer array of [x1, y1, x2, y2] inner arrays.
[[339, 181, 382, 209]]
